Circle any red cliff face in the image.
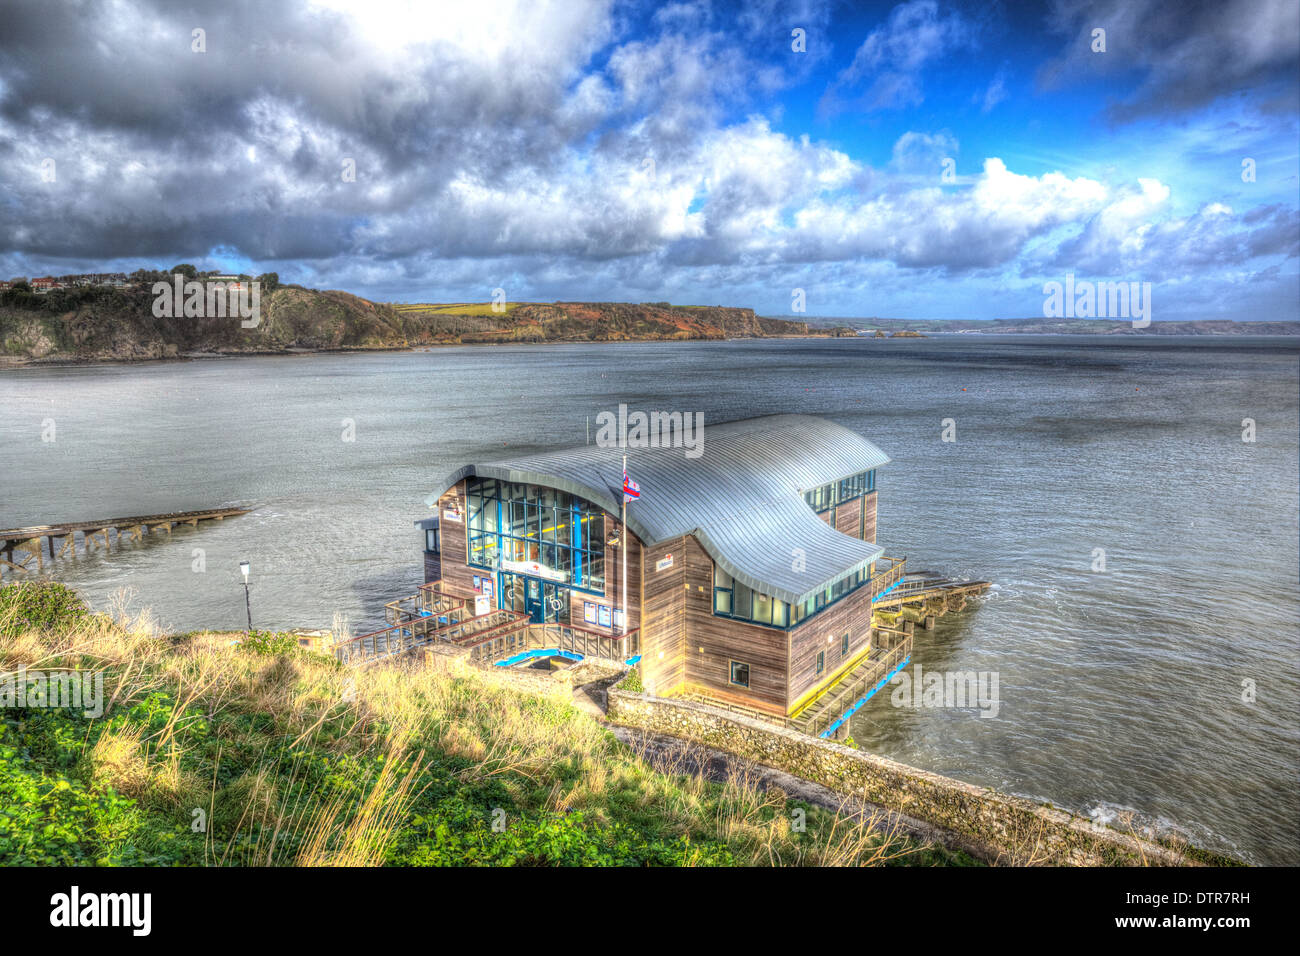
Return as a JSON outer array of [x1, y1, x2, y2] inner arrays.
[[406, 301, 809, 343], [0, 289, 815, 364]]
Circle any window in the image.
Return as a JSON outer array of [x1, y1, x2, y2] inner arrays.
[[730, 661, 750, 688], [808, 470, 877, 514], [815, 651, 825, 676], [465, 477, 605, 592], [772, 600, 788, 628], [841, 632, 850, 656], [425, 526, 440, 553], [803, 483, 834, 514], [714, 563, 860, 631], [733, 581, 752, 619], [713, 566, 733, 614]]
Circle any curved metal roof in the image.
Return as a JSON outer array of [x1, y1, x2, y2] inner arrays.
[[426, 414, 888, 606]]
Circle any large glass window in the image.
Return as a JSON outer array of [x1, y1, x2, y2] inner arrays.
[[465, 478, 605, 593], [804, 469, 877, 514], [713, 564, 790, 630]]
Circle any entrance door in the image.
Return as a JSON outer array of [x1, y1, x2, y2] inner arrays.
[[524, 577, 545, 623]]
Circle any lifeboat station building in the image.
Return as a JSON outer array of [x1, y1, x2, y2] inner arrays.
[[419, 414, 909, 721]]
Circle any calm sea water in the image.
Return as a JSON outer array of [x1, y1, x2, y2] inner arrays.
[[3, 336, 1297, 864]]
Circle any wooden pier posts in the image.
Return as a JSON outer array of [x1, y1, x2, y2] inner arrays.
[[0, 507, 250, 578]]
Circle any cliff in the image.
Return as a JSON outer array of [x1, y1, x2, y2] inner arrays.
[[0, 285, 811, 363]]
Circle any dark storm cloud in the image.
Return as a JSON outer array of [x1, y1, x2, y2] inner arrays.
[[0, 0, 1293, 319], [1039, 0, 1300, 121]]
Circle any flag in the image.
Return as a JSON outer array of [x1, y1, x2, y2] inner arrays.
[[623, 471, 641, 501]]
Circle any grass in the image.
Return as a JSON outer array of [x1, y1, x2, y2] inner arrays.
[[0, 582, 974, 867], [392, 302, 523, 316]]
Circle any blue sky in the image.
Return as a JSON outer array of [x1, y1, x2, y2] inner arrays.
[[1, 0, 1297, 319]]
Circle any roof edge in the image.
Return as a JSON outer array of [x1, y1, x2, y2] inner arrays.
[[426, 468, 884, 605]]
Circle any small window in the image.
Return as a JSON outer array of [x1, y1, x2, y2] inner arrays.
[[815, 651, 825, 676], [425, 527, 441, 553], [841, 632, 850, 656], [730, 661, 750, 688]]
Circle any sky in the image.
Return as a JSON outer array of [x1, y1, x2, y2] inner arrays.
[[0, 0, 1297, 319]]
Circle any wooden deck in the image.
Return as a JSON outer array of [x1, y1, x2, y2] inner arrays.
[[334, 579, 640, 668], [0, 507, 251, 576], [871, 572, 991, 611]]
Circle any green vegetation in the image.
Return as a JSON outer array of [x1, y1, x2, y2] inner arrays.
[[0, 588, 970, 867], [394, 302, 524, 316], [0, 582, 87, 634], [616, 664, 643, 694]]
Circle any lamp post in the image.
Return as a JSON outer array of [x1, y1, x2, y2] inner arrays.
[[239, 560, 252, 633]]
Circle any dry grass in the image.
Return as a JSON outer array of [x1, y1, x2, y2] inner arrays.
[[2, 593, 948, 867]]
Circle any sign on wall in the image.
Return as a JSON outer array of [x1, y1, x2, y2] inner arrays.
[[501, 558, 567, 582], [656, 554, 674, 572]]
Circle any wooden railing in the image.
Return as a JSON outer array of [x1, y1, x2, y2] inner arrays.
[[340, 583, 638, 669], [788, 635, 913, 739], [335, 600, 530, 667], [869, 556, 906, 602], [466, 622, 641, 666], [333, 616, 444, 666], [384, 580, 477, 625], [527, 622, 640, 662]]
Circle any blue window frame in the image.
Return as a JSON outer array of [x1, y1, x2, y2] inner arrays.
[[465, 478, 605, 594], [805, 469, 876, 514]]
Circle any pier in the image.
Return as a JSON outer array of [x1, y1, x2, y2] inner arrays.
[[0, 507, 251, 576]]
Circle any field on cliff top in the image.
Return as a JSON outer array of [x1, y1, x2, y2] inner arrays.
[[1, 283, 811, 362], [0, 582, 968, 867]]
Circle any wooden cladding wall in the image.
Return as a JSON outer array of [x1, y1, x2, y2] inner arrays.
[[435, 487, 475, 594], [423, 551, 442, 583], [834, 496, 863, 539], [639, 537, 687, 696], [680, 537, 789, 716], [787, 584, 875, 710], [862, 491, 878, 544]]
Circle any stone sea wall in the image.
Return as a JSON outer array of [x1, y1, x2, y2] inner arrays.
[[607, 686, 1238, 867]]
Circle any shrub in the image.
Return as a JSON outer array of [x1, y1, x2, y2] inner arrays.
[[0, 582, 88, 636], [617, 664, 643, 693], [237, 629, 300, 656]]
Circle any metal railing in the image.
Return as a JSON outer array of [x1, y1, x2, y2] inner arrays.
[[788, 635, 912, 738]]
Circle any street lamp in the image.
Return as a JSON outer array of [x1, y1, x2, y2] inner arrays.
[[239, 560, 252, 633]]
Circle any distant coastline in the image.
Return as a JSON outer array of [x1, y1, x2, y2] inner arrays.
[[2, 280, 1295, 368], [815, 316, 1300, 336]]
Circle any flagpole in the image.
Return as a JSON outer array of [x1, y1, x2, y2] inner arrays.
[[621, 454, 628, 636]]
